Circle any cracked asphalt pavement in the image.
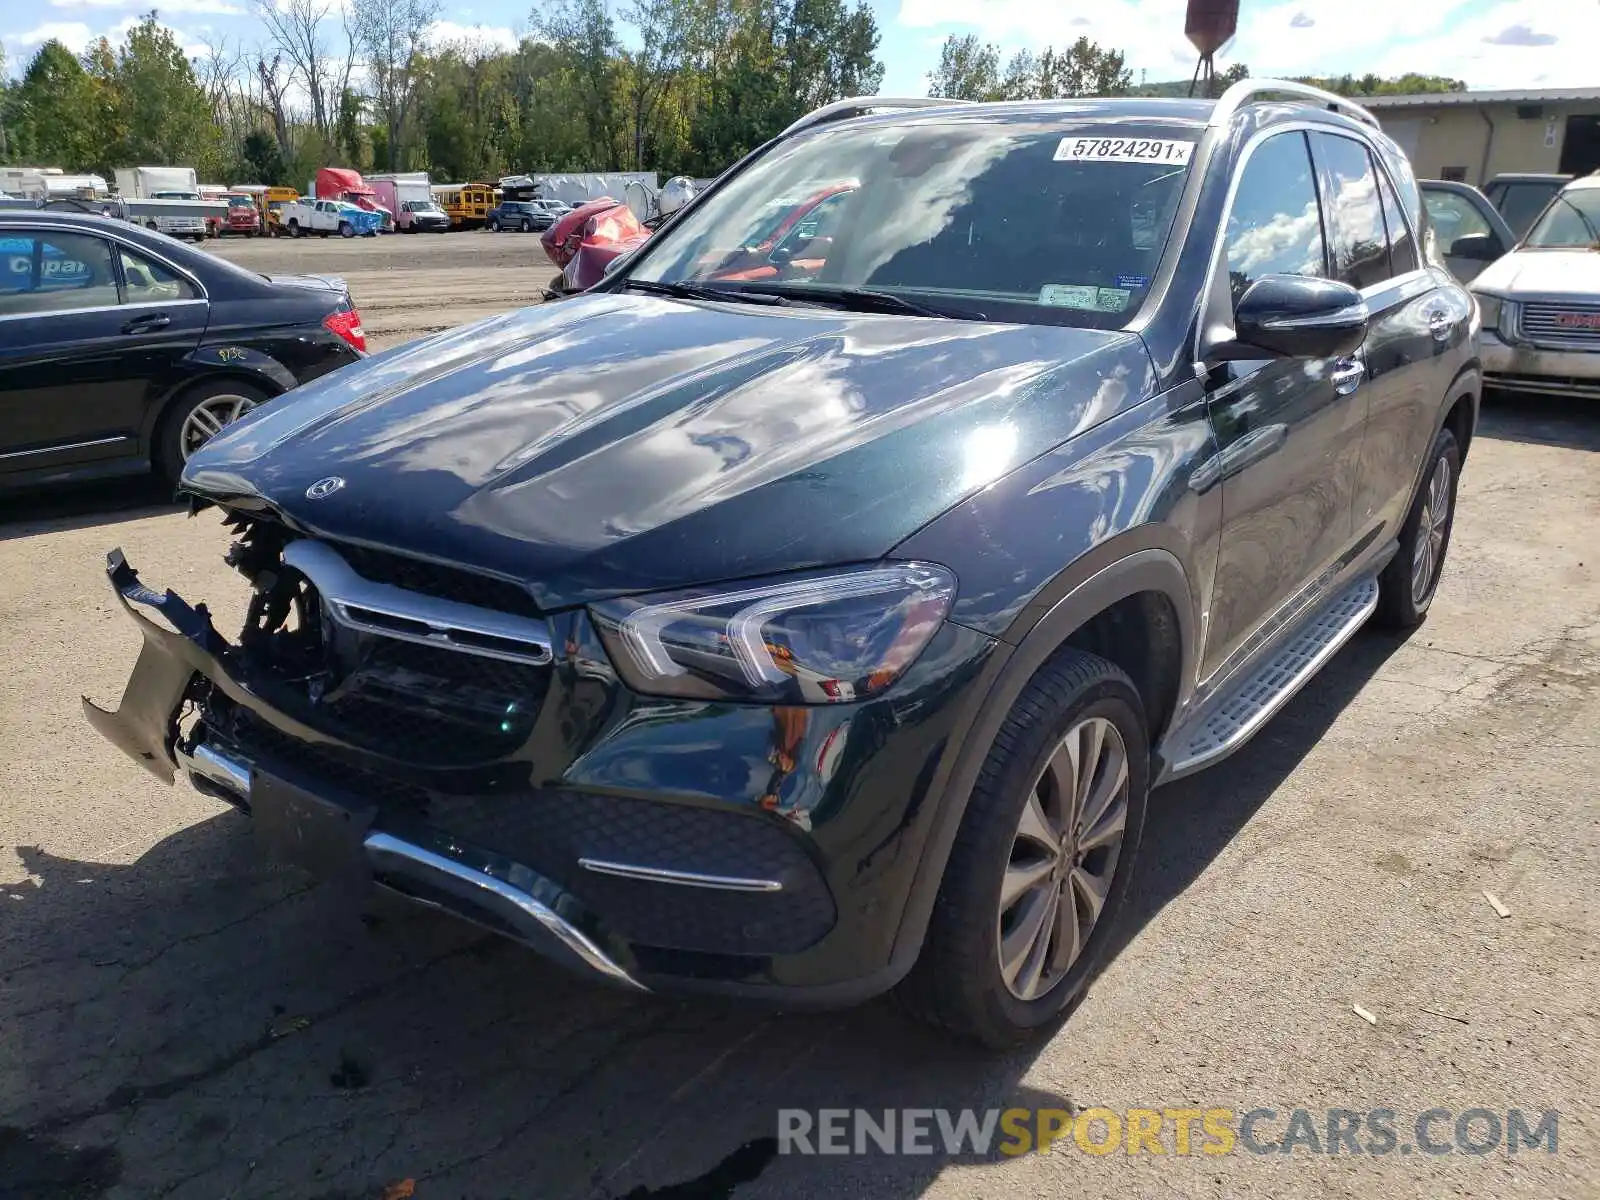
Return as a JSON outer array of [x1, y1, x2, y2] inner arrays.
[[1, 236, 1597, 1199]]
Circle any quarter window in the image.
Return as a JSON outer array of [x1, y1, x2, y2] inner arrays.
[[119, 247, 197, 303], [1378, 168, 1419, 274], [0, 232, 120, 315], [1223, 132, 1327, 305], [1312, 133, 1390, 289]]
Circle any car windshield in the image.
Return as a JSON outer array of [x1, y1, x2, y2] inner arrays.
[[626, 115, 1195, 327], [1523, 188, 1600, 248]]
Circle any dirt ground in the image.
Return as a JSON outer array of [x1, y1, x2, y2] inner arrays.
[[0, 234, 1596, 1199]]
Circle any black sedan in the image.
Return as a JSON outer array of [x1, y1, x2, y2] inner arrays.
[[0, 211, 366, 490]]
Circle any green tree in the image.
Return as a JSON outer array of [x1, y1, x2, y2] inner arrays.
[[927, 33, 1001, 100], [110, 15, 218, 169], [351, 0, 439, 170], [240, 129, 289, 183], [14, 41, 102, 170]]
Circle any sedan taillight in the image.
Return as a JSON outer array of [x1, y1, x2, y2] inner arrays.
[[323, 308, 367, 353]]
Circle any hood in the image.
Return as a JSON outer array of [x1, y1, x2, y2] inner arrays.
[[183, 294, 1155, 610], [1473, 249, 1600, 298]]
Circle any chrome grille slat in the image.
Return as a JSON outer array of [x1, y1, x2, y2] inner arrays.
[[1520, 302, 1600, 351]]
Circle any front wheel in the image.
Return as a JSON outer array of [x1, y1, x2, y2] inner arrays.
[[487, 218, 500, 232], [288, 220, 301, 238], [897, 649, 1149, 1048], [1376, 426, 1461, 629], [339, 221, 355, 238], [520, 218, 532, 232]]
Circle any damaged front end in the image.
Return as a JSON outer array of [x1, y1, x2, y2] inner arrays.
[[83, 521, 644, 991]]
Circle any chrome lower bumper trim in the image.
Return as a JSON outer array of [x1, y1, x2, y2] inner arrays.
[[174, 741, 643, 991], [578, 857, 784, 893], [178, 742, 252, 799], [368, 833, 645, 990]]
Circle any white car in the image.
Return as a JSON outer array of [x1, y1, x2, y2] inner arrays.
[[1472, 174, 1600, 399]]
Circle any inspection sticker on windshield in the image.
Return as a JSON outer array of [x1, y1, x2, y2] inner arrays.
[[1054, 136, 1194, 164], [1039, 284, 1132, 312]]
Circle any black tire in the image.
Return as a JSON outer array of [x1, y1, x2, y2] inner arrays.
[[154, 379, 271, 484], [896, 649, 1149, 1049], [1375, 427, 1461, 629], [339, 221, 355, 238], [487, 218, 500, 232], [520, 217, 532, 232], [288, 220, 301, 238]]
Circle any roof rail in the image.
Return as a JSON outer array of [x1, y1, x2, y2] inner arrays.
[[781, 96, 970, 138], [1208, 78, 1380, 130]]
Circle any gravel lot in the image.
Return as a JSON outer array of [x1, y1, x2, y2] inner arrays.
[[1, 234, 1596, 1199]]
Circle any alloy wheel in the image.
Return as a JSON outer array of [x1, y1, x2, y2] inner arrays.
[[179, 394, 257, 461], [1411, 456, 1453, 603], [997, 715, 1130, 1002]]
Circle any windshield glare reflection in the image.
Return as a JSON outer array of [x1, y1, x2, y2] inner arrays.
[[629, 116, 1195, 329]]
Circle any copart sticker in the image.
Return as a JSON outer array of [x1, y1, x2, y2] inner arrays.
[[1054, 136, 1194, 164], [1039, 283, 1133, 311]]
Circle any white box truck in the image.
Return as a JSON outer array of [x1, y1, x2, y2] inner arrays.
[[113, 166, 224, 240]]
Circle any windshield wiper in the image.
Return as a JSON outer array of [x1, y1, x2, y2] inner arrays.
[[619, 279, 786, 306], [745, 283, 970, 319]]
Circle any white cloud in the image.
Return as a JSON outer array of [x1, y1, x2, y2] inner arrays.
[[427, 20, 519, 51], [47, 0, 243, 11], [13, 20, 96, 50], [892, 0, 1597, 91]]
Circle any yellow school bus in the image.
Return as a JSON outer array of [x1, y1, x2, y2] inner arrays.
[[234, 186, 300, 236], [431, 182, 497, 229]]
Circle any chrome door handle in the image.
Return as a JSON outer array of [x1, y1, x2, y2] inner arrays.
[[1427, 309, 1453, 342], [1331, 356, 1365, 395], [122, 313, 170, 334]]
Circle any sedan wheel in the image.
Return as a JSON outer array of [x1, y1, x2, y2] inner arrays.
[[998, 715, 1129, 1002], [179, 393, 257, 461]]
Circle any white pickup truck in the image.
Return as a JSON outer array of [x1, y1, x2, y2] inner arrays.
[[278, 197, 382, 238]]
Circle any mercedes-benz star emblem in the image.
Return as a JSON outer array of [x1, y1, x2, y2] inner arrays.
[[305, 476, 346, 500]]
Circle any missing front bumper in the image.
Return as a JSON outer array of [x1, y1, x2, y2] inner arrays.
[[82, 548, 646, 992]]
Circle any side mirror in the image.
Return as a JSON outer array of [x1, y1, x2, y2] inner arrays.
[[603, 251, 631, 277], [1219, 275, 1368, 360], [768, 244, 795, 266], [1449, 232, 1502, 262]]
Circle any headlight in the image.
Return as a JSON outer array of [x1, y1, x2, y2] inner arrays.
[[1474, 292, 1503, 332], [589, 563, 957, 704]]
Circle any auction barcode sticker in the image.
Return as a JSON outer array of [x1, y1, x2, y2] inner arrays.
[[1054, 137, 1194, 164]]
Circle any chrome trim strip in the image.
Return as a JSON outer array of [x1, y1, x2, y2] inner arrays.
[[178, 742, 252, 798], [366, 832, 645, 990], [0, 298, 207, 326], [578, 857, 785, 893], [0, 434, 133, 462], [281, 540, 553, 666]]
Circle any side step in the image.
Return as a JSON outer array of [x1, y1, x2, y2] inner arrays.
[[1162, 575, 1380, 782]]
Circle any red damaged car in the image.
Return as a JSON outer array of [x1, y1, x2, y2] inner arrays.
[[541, 198, 651, 293]]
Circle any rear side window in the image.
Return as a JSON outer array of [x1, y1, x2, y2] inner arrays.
[[1311, 132, 1390, 289], [0, 232, 119, 315], [1224, 131, 1326, 305]]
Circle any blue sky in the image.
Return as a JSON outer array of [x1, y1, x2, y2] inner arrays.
[[2, 0, 1582, 96]]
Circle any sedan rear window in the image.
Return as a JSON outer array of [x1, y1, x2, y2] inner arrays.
[[628, 117, 1197, 327]]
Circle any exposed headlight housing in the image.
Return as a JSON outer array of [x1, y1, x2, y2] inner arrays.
[[589, 563, 957, 704]]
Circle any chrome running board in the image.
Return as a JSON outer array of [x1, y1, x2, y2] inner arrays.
[[1162, 575, 1380, 782]]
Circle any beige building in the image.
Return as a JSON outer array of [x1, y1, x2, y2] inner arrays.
[[1362, 87, 1600, 186]]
